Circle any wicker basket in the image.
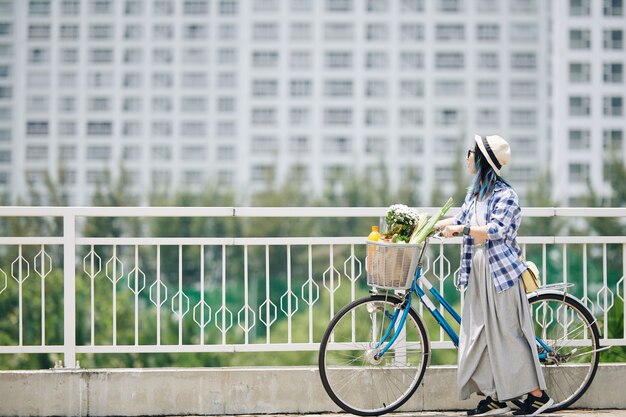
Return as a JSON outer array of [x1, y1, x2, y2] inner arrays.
[[366, 240, 422, 289]]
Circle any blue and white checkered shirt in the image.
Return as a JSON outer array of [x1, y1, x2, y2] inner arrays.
[[454, 180, 526, 293]]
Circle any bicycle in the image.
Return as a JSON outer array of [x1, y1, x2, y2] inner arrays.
[[318, 237, 602, 416]]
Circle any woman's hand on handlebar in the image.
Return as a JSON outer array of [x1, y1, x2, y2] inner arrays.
[[440, 224, 464, 238]]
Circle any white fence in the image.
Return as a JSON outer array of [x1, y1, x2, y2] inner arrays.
[[0, 206, 624, 368]]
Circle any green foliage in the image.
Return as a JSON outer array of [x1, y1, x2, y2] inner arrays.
[[2, 160, 626, 369]]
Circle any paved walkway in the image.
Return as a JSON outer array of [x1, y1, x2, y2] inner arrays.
[[207, 411, 626, 417]]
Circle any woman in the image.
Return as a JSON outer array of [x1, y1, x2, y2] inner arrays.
[[436, 135, 553, 417]]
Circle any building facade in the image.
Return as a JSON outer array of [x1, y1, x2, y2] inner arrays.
[[0, 0, 623, 206]]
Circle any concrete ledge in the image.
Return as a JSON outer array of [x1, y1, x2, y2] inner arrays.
[[0, 364, 624, 416]]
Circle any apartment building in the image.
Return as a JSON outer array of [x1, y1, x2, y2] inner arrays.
[[0, 0, 622, 206]]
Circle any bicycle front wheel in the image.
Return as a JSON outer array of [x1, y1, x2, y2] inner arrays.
[[318, 294, 430, 416], [526, 292, 600, 412]]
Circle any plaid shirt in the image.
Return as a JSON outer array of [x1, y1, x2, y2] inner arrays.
[[454, 180, 526, 293]]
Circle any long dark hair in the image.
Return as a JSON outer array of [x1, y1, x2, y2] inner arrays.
[[469, 144, 508, 200]]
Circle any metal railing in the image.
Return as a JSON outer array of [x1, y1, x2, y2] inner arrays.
[[0, 206, 624, 368]]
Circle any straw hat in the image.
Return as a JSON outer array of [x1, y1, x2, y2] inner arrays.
[[474, 134, 510, 176]]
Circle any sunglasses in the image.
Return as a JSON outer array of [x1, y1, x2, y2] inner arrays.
[[467, 148, 475, 159]]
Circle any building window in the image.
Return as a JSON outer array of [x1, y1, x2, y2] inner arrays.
[[0, 23, 12, 36], [366, 24, 389, 41], [399, 109, 424, 126], [604, 0, 623, 16], [124, 49, 143, 64], [153, 0, 174, 15], [569, 163, 589, 183], [510, 23, 538, 42], [59, 73, 77, 88], [59, 96, 76, 112], [152, 73, 173, 88], [326, 51, 352, 69], [86, 170, 110, 185], [217, 121, 236, 136], [181, 145, 206, 160], [399, 80, 423, 97], [87, 145, 111, 160], [219, 23, 238, 40], [89, 24, 114, 40], [153, 49, 173, 64], [476, 108, 499, 126], [181, 121, 206, 136], [26, 121, 49, 136], [438, 0, 462, 12], [251, 136, 278, 153], [184, 0, 208, 14], [151, 97, 171, 112], [60, 24, 79, 40], [476, 24, 499, 41], [251, 165, 275, 184], [252, 51, 278, 67], [435, 80, 464, 96], [153, 24, 174, 40], [91, 0, 113, 14], [26, 145, 48, 161], [29, 0, 51, 15], [60, 48, 79, 64], [365, 136, 387, 154], [569, 129, 591, 149], [251, 108, 277, 125], [291, 23, 312, 40], [290, 51, 311, 68], [90, 49, 113, 64], [324, 23, 354, 41], [252, 79, 278, 97], [435, 108, 463, 126], [253, 23, 279, 40], [510, 109, 536, 126], [401, 0, 424, 12], [603, 29, 623, 49], [326, 0, 352, 12], [27, 96, 49, 112], [182, 97, 208, 112], [125, 0, 144, 15], [511, 0, 536, 13], [29, 48, 50, 64], [569, 62, 591, 83], [152, 121, 172, 137], [123, 146, 141, 160], [604, 129, 623, 151], [570, 29, 591, 49], [569, 96, 591, 116], [123, 121, 142, 136], [323, 136, 351, 153], [217, 97, 234, 112], [217, 145, 236, 160], [124, 25, 143, 40], [290, 108, 310, 126], [436, 52, 464, 69], [365, 52, 388, 69], [123, 73, 143, 88], [399, 52, 423, 69], [436, 24, 464, 41], [58, 121, 77, 136], [603, 96, 623, 116], [324, 108, 352, 125], [184, 48, 207, 64], [399, 136, 424, 154], [26, 72, 47, 88], [182, 73, 207, 88], [365, 80, 388, 97], [365, 108, 388, 126], [569, 0, 591, 15], [510, 80, 536, 98], [511, 52, 536, 70], [87, 121, 113, 136], [290, 79, 312, 96], [61, 0, 80, 15], [477, 80, 500, 97], [478, 52, 499, 70], [400, 24, 424, 41], [88, 72, 113, 88], [325, 80, 353, 97], [59, 145, 77, 161], [603, 62, 623, 83], [184, 24, 208, 40], [220, 0, 238, 14], [28, 24, 51, 40], [289, 136, 309, 153]]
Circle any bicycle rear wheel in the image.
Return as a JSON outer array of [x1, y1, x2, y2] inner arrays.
[[318, 294, 429, 416], [523, 292, 600, 412]]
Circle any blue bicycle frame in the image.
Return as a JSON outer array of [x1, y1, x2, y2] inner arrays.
[[374, 240, 552, 361]]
